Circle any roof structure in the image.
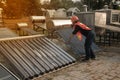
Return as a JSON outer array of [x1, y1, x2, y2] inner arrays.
[[54, 8, 67, 18], [46, 10, 56, 18], [67, 7, 80, 13]]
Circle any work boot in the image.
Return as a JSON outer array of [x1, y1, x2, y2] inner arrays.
[[81, 58, 89, 62], [91, 58, 96, 60], [91, 56, 96, 60]]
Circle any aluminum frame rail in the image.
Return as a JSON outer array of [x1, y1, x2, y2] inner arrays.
[[56, 27, 101, 55], [0, 63, 20, 80], [0, 36, 76, 80]]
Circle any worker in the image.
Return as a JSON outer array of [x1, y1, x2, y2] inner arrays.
[[68, 16, 96, 62]]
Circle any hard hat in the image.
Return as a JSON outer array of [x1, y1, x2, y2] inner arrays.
[[71, 16, 79, 22]]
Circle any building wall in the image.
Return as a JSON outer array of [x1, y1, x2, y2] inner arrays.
[[75, 12, 95, 28]]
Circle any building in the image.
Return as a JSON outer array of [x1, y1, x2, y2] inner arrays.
[[54, 8, 67, 18], [67, 7, 80, 17], [46, 9, 56, 18]]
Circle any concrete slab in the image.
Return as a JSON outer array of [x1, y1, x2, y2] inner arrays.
[[0, 28, 18, 38]]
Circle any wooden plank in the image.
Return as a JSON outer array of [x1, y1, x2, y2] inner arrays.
[[24, 39, 55, 70], [9, 40, 40, 77], [26, 38, 63, 67], [0, 43, 29, 80], [43, 37, 76, 62], [29, 38, 66, 66], [14, 40, 46, 74], [3, 42, 35, 78], [20, 40, 51, 72], [35, 38, 70, 64]]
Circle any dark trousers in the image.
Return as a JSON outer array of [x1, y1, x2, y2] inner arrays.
[[84, 30, 95, 59]]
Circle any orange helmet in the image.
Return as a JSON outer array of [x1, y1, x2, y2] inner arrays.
[[71, 16, 79, 22]]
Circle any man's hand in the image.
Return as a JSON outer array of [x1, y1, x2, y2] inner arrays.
[[65, 40, 71, 44], [66, 34, 74, 44]]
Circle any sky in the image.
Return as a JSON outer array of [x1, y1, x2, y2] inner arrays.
[[40, 0, 81, 4], [72, 0, 81, 2]]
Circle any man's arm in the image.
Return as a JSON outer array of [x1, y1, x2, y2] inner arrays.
[[67, 34, 74, 43], [67, 25, 79, 43], [72, 25, 80, 34]]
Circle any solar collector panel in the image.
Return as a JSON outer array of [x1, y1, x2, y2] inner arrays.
[[17, 40, 46, 73], [20, 39, 61, 69], [21, 40, 51, 72], [3, 41, 35, 78], [43, 37, 76, 62], [29, 38, 61, 68], [39, 38, 74, 63], [57, 27, 100, 55], [29, 39, 66, 66], [0, 44, 29, 79], [0, 36, 76, 80], [35, 38, 70, 65], [10, 40, 41, 76], [25, 39, 55, 70]]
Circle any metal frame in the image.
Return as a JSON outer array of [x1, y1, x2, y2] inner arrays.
[[0, 63, 20, 80]]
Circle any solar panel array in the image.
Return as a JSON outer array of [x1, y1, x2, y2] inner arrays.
[[0, 36, 76, 80]]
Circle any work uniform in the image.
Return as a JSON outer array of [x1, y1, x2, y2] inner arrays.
[[72, 22, 96, 60]]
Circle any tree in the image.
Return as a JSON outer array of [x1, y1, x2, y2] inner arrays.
[[49, 0, 74, 9], [83, 0, 112, 10], [60, 0, 74, 9], [112, 0, 120, 9], [41, 1, 51, 9], [3, 0, 42, 18], [50, 0, 62, 9], [74, 1, 83, 10], [21, 0, 42, 16]]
